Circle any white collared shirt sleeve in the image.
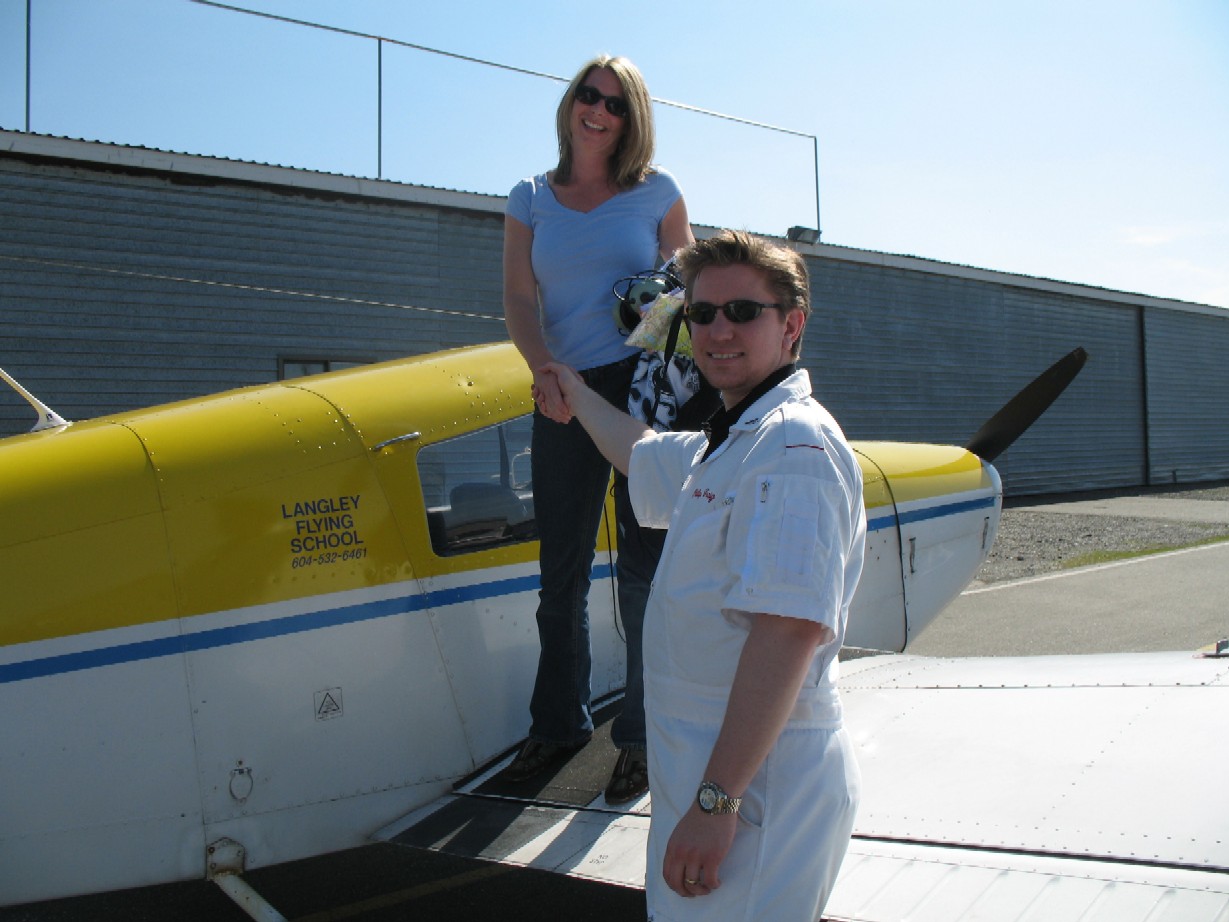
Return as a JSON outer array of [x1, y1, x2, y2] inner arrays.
[[627, 430, 706, 528]]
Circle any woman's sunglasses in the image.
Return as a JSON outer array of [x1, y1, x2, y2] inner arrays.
[[684, 300, 784, 325], [574, 84, 629, 119]]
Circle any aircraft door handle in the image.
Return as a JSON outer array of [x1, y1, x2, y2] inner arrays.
[[372, 431, 421, 452]]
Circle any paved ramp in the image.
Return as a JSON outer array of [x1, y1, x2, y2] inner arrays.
[[910, 491, 1229, 657]]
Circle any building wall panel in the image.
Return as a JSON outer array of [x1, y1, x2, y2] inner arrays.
[[1145, 308, 1229, 484]]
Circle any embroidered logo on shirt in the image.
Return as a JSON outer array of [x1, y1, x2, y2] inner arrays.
[[691, 487, 717, 504]]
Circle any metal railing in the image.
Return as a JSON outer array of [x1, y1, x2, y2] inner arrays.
[[17, 0, 823, 237]]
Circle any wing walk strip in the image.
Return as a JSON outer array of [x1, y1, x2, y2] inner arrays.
[[377, 701, 651, 889]]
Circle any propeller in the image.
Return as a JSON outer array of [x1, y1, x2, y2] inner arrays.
[[964, 347, 1088, 462]]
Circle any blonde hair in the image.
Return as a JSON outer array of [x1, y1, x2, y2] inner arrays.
[[553, 55, 655, 189]]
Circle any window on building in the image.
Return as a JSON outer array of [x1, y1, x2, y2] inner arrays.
[[279, 358, 368, 380]]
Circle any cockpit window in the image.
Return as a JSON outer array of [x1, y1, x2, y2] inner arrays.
[[418, 415, 535, 556]]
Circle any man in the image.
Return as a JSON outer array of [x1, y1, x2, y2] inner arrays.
[[542, 229, 866, 920]]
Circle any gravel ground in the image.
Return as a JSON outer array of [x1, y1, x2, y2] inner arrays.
[[975, 482, 1229, 584]]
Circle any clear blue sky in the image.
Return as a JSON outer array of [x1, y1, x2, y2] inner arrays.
[[2, 0, 1226, 308]]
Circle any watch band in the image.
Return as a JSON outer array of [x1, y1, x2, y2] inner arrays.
[[697, 780, 742, 815]]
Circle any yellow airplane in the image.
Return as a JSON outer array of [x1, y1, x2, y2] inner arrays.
[[13, 341, 1219, 921]]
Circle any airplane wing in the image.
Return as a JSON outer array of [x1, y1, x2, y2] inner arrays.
[[379, 650, 1229, 921], [830, 651, 1229, 921]]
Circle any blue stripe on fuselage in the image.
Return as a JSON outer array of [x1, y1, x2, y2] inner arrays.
[[0, 567, 582, 684], [866, 492, 996, 534], [895, 493, 998, 526]]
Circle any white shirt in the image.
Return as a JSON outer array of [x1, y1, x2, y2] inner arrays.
[[629, 368, 866, 729]]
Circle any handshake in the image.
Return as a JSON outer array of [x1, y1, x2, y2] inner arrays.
[[529, 362, 650, 478], [530, 362, 588, 425]]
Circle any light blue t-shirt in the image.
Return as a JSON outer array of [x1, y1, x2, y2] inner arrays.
[[506, 168, 682, 371]]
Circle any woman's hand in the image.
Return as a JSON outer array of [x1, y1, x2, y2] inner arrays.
[[532, 367, 572, 423]]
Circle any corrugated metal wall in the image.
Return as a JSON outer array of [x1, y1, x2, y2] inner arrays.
[[0, 151, 508, 426], [2, 136, 1227, 496], [802, 260, 1147, 494], [1144, 306, 1229, 484]]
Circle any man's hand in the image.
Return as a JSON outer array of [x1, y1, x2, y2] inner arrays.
[[662, 804, 737, 898]]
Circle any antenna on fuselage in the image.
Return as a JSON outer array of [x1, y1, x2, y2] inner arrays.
[[0, 366, 71, 431]]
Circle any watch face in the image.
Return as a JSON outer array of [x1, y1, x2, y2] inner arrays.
[[698, 785, 717, 811]]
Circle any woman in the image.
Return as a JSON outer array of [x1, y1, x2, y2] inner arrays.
[[501, 54, 693, 802]]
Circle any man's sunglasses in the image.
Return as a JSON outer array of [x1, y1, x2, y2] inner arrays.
[[684, 300, 784, 325], [574, 84, 629, 119]]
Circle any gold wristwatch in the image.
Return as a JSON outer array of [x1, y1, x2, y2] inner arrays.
[[696, 780, 741, 815]]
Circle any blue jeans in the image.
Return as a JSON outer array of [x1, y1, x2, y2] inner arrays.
[[610, 472, 665, 749], [528, 355, 636, 746]]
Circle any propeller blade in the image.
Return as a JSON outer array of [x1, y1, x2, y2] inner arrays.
[[965, 347, 1088, 462]]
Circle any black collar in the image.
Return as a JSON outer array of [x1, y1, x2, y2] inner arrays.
[[700, 364, 797, 461]]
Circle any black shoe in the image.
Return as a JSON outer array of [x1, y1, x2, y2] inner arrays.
[[500, 739, 585, 783], [604, 746, 648, 805]]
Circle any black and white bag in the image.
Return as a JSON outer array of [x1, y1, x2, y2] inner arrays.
[[612, 262, 719, 432]]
